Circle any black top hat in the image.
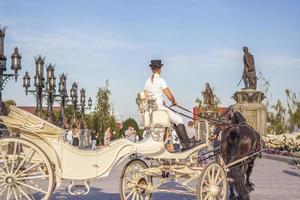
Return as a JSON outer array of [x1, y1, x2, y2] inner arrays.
[[149, 60, 164, 68]]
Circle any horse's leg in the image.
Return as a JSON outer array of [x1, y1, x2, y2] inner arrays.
[[231, 167, 250, 200], [245, 160, 255, 192], [228, 181, 237, 200]]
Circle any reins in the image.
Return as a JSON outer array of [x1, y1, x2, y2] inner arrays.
[[166, 104, 231, 127]]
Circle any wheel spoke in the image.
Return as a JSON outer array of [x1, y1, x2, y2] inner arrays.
[[211, 167, 215, 183], [17, 161, 43, 177], [6, 186, 12, 200], [15, 184, 32, 200], [17, 174, 49, 181], [0, 147, 10, 173], [214, 169, 220, 183], [0, 167, 6, 175], [0, 185, 8, 197], [11, 142, 18, 174], [140, 194, 144, 200], [207, 170, 212, 184], [126, 189, 135, 199], [13, 148, 34, 175], [216, 177, 224, 186], [17, 181, 47, 194], [203, 193, 210, 200], [136, 192, 139, 200], [12, 186, 19, 200]]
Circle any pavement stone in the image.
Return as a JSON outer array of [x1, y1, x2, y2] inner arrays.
[[51, 158, 300, 200]]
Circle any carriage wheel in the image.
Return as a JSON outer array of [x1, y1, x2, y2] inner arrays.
[[197, 162, 227, 200], [0, 137, 55, 200], [120, 159, 152, 200]]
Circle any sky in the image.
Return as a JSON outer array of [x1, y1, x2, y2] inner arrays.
[[1, 0, 299, 121]]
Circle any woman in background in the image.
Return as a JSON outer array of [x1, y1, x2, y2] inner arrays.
[[71, 124, 80, 147], [104, 127, 112, 146]]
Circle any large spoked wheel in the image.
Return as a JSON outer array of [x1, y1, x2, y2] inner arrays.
[[197, 162, 227, 200], [120, 159, 152, 200], [0, 137, 55, 200]]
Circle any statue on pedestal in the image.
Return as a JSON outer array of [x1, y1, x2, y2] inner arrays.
[[241, 47, 257, 90], [202, 83, 215, 111]]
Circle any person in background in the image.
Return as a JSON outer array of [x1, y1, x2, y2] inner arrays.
[[91, 129, 98, 151], [71, 124, 79, 147], [125, 126, 136, 142], [66, 123, 73, 144], [110, 130, 116, 141], [104, 127, 112, 146], [79, 121, 85, 149], [186, 121, 198, 142]]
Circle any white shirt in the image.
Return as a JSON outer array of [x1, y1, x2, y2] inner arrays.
[[187, 126, 196, 139], [144, 74, 168, 108]]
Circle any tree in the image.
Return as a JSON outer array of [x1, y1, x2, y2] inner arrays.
[[120, 117, 140, 138], [285, 89, 299, 131], [292, 103, 300, 129], [268, 100, 287, 135], [92, 80, 116, 143]]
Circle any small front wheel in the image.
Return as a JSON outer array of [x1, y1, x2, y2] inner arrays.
[[120, 159, 152, 200], [197, 162, 227, 200]]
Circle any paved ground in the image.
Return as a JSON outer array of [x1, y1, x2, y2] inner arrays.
[[52, 158, 300, 200]]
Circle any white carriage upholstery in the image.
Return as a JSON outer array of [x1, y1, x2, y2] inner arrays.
[[152, 110, 170, 128], [0, 106, 62, 139], [137, 92, 170, 128]]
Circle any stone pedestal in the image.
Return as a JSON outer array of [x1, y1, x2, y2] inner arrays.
[[232, 89, 267, 136]]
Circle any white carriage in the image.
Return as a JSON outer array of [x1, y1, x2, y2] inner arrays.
[[0, 92, 228, 200]]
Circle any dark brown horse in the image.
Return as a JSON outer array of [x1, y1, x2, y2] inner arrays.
[[220, 111, 262, 200]]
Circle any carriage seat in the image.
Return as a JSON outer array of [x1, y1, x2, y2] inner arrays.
[[136, 92, 171, 128]]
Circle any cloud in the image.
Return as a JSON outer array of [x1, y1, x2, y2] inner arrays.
[[167, 49, 241, 73], [259, 55, 300, 69]]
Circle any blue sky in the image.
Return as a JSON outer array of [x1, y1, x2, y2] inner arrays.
[[1, 0, 300, 120]]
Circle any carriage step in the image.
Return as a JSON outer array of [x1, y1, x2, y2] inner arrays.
[[68, 180, 90, 195]]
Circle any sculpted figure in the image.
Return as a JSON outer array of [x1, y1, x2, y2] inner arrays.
[[202, 83, 215, 110], [242, 47, 257, 90]]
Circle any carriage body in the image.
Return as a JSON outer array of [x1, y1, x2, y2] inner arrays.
[[0, 93, 229, 200]]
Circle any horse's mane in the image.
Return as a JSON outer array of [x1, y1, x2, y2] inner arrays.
[[230, 111, 247, 125]]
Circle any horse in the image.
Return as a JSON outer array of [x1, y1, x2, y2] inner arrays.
[[220, 111, 262, 200]]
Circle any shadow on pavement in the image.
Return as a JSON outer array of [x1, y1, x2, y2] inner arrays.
[[52, 186, 196, 200], [282, 170, 300, 178]]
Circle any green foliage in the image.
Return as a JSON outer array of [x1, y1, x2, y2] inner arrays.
[[268, 100, 287, 135], [2, 100, 16, 115], [120, 117, 140, 138], [285, 89, 299, 132], [292, 103, 300, 127], [91, 80, 118, 144], [257, 71, 271, 107]]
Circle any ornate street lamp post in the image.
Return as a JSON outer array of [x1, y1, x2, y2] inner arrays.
[[58, 73, 68, 127], [23, 56, 46, 118], [80, 88, 92, 119], [70, 82, 78, 123], [45, 64, 56, 121], [0, 26, 22, 115], [70, 83, 92, 123]]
